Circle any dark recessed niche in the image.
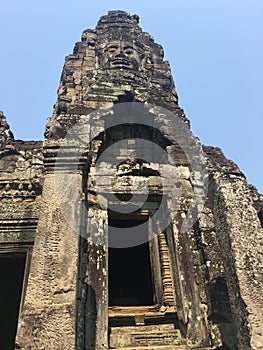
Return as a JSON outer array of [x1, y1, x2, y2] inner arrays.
[[108, 216, 154, 307], [0, 254, 26, 350]]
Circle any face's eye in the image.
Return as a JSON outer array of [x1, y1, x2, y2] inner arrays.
[[107, 45, 118, 54], [123, 47, 134, 55]]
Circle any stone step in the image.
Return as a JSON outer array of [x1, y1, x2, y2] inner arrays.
[[112, 346, 187, 350], [113, 347, 213, 350], [109, 324, 182, 348], [110, 323, 177, 334]]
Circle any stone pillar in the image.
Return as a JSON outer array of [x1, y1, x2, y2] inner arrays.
[[85, 206, 108, 350], [172, 221, 210, 348], [16, 172, 81, 350]]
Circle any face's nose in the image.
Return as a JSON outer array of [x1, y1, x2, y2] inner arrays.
[[115, 45, 125, 57]]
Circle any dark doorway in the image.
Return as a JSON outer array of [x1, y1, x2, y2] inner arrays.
[[0, 254, 26, 350], [109, 219, 154, 306]]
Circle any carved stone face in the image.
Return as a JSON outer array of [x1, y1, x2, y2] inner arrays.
[[101, 41, 141, 70]]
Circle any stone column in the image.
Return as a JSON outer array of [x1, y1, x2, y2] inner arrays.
[[85, 205, 108, 350], [16, 172, 81, 350]]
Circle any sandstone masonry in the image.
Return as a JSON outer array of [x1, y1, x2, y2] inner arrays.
[[0, 11, 262, 350]]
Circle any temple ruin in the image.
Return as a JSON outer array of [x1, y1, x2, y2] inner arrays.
[[0, 10, 262, 350]]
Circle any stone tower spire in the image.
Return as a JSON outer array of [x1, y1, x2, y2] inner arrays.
[[57, 11, 178, 112], [45, 11, 187, 140]]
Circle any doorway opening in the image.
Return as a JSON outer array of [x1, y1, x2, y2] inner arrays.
[[0, 253, 26, 350], [108, 218, 154, 307]]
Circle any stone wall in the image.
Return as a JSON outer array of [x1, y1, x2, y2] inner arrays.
[[205, 146, 263, 350]]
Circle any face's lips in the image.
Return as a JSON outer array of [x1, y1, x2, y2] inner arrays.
[[110, 58, 133, 68]]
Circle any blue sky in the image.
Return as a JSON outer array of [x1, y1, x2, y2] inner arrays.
[[1, 1, 262, 193]]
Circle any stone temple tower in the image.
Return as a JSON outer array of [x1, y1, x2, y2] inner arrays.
[[0, 10, 262, 350]]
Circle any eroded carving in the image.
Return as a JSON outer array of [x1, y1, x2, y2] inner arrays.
[[0, 111, 14, 148], [100, 41, 142, 71]]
